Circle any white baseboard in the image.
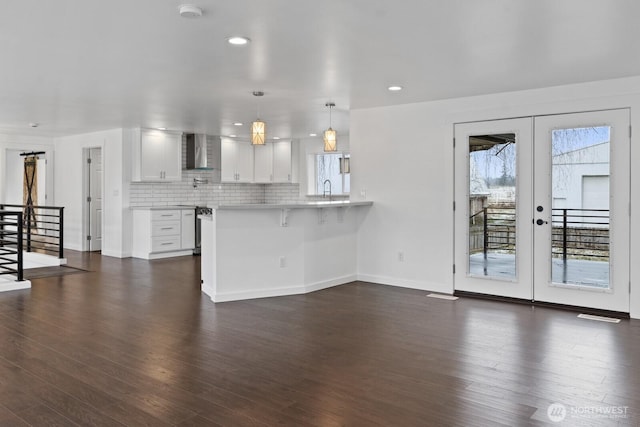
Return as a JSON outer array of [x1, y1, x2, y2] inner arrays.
[[132, 250, 194, 260], [101, 250, 132, 259], [212, 285, 306, 303], [305, 274, 356, 293], [356, 274, 452, 294], [209, 275, 356, 303]]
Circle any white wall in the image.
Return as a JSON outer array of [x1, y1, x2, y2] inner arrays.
[[54, 129, 131, 257], [350, 75, 640, 319]]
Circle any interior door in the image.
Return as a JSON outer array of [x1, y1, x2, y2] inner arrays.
[[454, 117, 534, 300], [89, 148, 102, 252], [532, 109, 629, 312]]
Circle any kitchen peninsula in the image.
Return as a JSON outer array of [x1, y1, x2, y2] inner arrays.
[[200, 200, 372, 302]]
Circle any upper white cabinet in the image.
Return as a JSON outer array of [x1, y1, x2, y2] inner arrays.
[[250, 140, 293, 183], [253, 144, 274, 183], [132, 128, 182, 182], [221, 138, 254, 183], [272, 140, 292, 183]]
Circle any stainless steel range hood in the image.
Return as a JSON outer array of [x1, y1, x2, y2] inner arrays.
[[185, 134, 211, 170]]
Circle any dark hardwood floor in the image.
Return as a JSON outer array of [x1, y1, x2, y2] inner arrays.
[[0, 251, 638, 426]]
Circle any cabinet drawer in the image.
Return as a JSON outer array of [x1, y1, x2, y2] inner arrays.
[[152, 221, 181, 236], [151, 236, 181, 252], [151, 210, 180, 221]]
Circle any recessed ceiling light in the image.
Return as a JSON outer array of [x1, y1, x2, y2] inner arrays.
[[227, 36, 250, 45], [388, 85, 403, 91], [228, 134, 237, 138], [29, 122, 39, 128], [309, 133, 317, 137], [273, 136, 280, 140], [233, 122, 243, 126], [178, 4, 203, 18], [157, 127, 167, 130]]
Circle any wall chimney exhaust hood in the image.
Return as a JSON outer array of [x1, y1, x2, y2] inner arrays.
[[185, 134, 212, 169]]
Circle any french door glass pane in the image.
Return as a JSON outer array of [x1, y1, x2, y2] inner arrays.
[[468, 133, 516, 279], [550, 126, 610, 289]]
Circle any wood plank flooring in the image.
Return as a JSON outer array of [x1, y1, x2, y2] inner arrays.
[[0, 251, 638, 426]]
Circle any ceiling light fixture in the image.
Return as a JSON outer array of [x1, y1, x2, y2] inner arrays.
[[29, 122, 39, 128], [229, 134, 237, 138], [227, 36, 250, 45], [272, 137, 280, 140], [251, 91, 266, 145], [178, 4, 203, 18], [388, 85, 403, 91], [157, 127, 167, 130], [309, 133, 317, 137], [323, 102, 337, 152], [233, 122, 243, 126]]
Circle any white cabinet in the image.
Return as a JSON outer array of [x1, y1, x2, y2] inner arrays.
[[220, 138, 292, 184], [272, 140, 292, 182], [249, 140, 293, 183], [253, 144, 273, 183], [132, 129, 182, 182], [181, 210, 195, 249], [132, 208, 195, 259], [221, 138, 254, 183]]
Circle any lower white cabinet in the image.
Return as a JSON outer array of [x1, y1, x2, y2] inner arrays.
[[181, 210, 196, 249], [132, 208, 195, 259]]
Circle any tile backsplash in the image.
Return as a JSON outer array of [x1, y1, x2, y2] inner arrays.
[[129, 172, 301, 207], [130, 136, 301, 206]]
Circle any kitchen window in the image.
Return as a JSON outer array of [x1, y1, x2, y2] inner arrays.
[[309, 152, 350, 195]]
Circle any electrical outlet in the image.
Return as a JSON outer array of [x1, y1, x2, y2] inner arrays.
[[279, 256, 286, 268], [398, 251, 404, 262], [360, 190, 367, 199]]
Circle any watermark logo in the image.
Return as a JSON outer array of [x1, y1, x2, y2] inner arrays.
[[547, 403, 567, 423], [547, 403, 629, 422]]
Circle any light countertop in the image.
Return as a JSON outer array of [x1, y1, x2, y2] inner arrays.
[[132, 201, 373, 211], [214, 201, 373, 210], [130, 205, 197, 210]]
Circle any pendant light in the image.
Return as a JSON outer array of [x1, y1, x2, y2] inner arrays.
[[251, 91, 266, 145], [323, 102, 337, 152]]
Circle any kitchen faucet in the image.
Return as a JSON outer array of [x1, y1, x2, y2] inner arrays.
[[323, 179, 332, 200]]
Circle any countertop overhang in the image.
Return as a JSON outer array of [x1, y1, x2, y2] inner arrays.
[[214, 201, 373, 210], [132, 201, 373, 211], [130, 205, 198, 210]]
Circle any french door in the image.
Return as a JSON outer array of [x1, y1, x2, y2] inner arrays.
[[454, 109, 630, 312]]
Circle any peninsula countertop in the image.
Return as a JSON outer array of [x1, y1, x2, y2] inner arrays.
[[213, 200, 373, 210]]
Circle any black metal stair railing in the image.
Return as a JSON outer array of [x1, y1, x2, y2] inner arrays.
[[0, 211, 23, 281], [0, 204, 64, 259]]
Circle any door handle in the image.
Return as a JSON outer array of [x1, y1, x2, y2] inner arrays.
[[536, 219, 548, 225]]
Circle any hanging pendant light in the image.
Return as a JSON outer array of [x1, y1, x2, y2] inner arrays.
[[251, 91, 266, 145], [323, 102, 337, 152]]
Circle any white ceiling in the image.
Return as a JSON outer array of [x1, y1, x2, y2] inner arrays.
[[2, 1, 640, 139]]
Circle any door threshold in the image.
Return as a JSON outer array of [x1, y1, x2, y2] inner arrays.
[[454, 290, 629, 319]]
